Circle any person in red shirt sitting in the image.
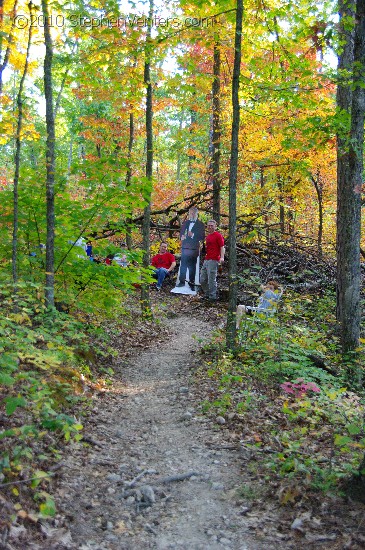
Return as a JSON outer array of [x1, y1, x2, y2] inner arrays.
[[151, 242, 176, 290], [200, 220, 225, 301]]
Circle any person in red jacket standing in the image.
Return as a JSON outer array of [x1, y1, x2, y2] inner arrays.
[[200, 220, 225, 301], [151, 242, 176, 290]]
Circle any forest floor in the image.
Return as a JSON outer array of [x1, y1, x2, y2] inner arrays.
[[5, 289, 365, 550]]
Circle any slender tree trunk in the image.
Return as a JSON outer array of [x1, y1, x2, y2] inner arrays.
[[260, 167, 270, 240], [336, 0, 364, 354], [226, 0, 243, 351], [126, 107, 134, 250], [176, 115, 183, 184], [12, 2, 33, 286], [67, 135, 73, 182], [212, 38, 221, 225], [141, 0, 153, 317], [278, 177, 285, 234], [287, 196, 294, 236], [311, 171, 323, 258], [42, 0, 56, 308], [187, 105, 197, 181]]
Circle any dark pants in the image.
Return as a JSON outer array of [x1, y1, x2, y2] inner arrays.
[[179, 249, 198, 285]]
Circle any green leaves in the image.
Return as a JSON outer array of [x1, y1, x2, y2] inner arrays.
[[0, 353, 18, 387], [31, 470, 51, 489], [334, 434, 354, 448], [4, 396, 27, 415], [35, 491, 57, 517], [0, 372, 15, 386]]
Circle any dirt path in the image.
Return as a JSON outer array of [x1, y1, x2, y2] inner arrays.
[[28, 314, 287, 550]]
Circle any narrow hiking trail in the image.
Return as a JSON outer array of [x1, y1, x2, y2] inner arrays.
[[19, 310, 342, 550]]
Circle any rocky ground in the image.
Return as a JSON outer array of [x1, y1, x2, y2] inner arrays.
[[5, 292, 365, 550]]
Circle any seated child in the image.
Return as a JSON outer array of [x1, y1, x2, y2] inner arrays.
[[236, 280, 283, 328]]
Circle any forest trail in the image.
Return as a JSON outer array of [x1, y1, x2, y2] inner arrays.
[[27, 311, 282, 550]]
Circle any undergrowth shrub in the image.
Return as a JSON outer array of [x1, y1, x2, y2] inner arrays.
[[202, 289, 365, 492], [0, 282, 110, 517]]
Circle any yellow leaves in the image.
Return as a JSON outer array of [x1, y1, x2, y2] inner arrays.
[[9, 49, 27, 72], [8, 312, 32, 325], [278, 485, 300, 505], [0, 121, 14, 145], [0, 116, 40, 145], [18, 350, 61, 370]]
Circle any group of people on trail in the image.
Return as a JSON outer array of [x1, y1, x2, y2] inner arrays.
[[81, 205, 282, 316], [151, 205, 282, 319], [151, 207, 225, 302]]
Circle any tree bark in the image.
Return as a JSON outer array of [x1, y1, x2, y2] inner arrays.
[[187, 106, 197, 181], [176, 115, 183, 184], [42, 0, 56, 308], [126, 106, 135, 250], [226, 0, 243, 351], [277, 176, 285, 234], [141, 0, 154, 318], [12, 1, 33, 286], [311, 171, 323, 258], [336, 0, 364, 354], [212, 39, 221, 225]]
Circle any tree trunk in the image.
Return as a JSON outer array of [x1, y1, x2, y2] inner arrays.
[[277, 177, 285, 234], [187, 105, 197, 181], [12, 3, 33, 286], [141, 0, 154, 318], [126, 107, 135, 250], [260, 167, 270, 241], [336, 0, 364, 354], [311, 171, 323, 259], [42, 0, 56, 309], [176, 115, 183, 184], [67, 135, 73, 182], [212, 39, 221, 225], [226, 0, 243, 351]]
